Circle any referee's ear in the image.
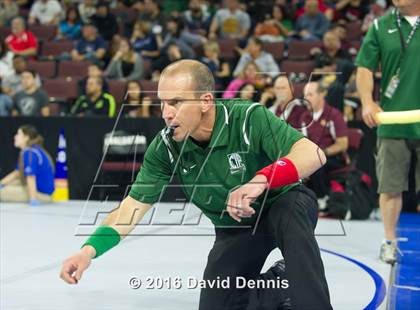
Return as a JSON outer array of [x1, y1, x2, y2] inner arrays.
[[200, 92, 215, 113]]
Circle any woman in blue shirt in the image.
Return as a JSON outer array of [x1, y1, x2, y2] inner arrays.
[[57, 6, 82, 40], [0, 125, 55, 206]]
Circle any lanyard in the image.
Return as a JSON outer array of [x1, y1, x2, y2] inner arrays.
[[395, 10, 419, 74]]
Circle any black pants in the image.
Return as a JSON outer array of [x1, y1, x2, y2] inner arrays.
[[199, 186, 332, 310]]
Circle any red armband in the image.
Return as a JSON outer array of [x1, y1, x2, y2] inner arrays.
[[255, 158, 299, 189]]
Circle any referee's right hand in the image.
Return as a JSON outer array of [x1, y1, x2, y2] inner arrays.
[[362, 99, 383, 128], [60, 246, 94, 284]]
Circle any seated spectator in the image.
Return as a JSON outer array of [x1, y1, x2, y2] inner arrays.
[[254, 4, 293, 42], [336, 0, 368, 23], [200, 40, 231, 89], [78, 63, 109, 95], [233, 36, 280, 78], [28, 0, 62, 25], [295, 0, 330, 40], [183, 0, 212, 36], [71, 24, 106, 64], [105, 38, 144, 81], [122, 80, 152, 117], [0, 89, 13, 116], [295, 0, 334, 21], [5, 17, 38, 57], [261, 75, 307, 129], [0, 0, 19, 27], [223, 61, 265, 99], [137, 0, 167, 30], [12, 70, 49, 116], [312, 30, 351, 71], [331, 23, 351, 51], [209, 0, 251, 40], [362, 0, 387, 33], [236, 82, 256, 101], [0, 41, 14, 80], [78, 0, 96, 24], [130, 21, 160, 59], [71, 76, 116, 117], [2, 56, 41, 97], [300, 81, 348, 198], [161, 16, 207, 60], [56, 6, 82, 40], [152, 43, 183, 76], [91, 1, 119, 41], [0, 124, 54, 205]]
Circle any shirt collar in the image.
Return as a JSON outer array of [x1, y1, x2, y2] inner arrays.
[[178, 101, 230, 153]]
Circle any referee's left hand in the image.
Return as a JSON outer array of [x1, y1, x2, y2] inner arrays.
[[226, 175, 268, 222]]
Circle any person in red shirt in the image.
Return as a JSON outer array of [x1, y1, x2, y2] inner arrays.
[[4, 17, 38, 57], [300, 80, 349, 198]]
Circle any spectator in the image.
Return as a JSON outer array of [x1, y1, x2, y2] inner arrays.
[[0, 88, 13, 116], [12, 70, 49, 116], [295, 0, 330, 40], [78, 0, 96, 24], [236, 82, 256, 101], [295, 0, 335, 21], [71, 76, 116, 117], [5, 17, 38, 57], [331, 23, 352, 51], [262, 75, 308, 129], [200, 40, 231, 88], [78, 63, 109, 95], [56, 6, 82, 40], [2, 55, 41, 96], [0, 0, 19, 27], [223, 61, 264, 98], [161, 16, 207, 60], [209, 0, 251, 40], [183, 0, 212, 36], [254, 4, 293, 42], [28, 0, 62, 25], [312, 30, 351, 71], [105, 38, 144, 81], [361, 0, 387, 33], [336, 0, 368, 22], [0, 41, 14, 80], [122, 80, 152, 118], [233, 36, 280, 78], [0, 124, 55, 205], [91, 1, 119, 41], [71, 24, 106, 64], [138, 0, 167, 30], [300, 81, 348, 198], [151, 43, 183, 76], [130, 21, 160, 60]]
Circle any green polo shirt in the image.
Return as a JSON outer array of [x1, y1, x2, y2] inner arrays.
[[128, 100, 304, 226], [355, 10, 420, 139]]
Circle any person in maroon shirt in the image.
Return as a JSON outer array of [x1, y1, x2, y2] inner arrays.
[[300, 80, 349, 198], [4, 17, 38, 57], [261, 75, 307, 129]]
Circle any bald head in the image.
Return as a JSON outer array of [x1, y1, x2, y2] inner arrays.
[[161, 60, 215, 95]]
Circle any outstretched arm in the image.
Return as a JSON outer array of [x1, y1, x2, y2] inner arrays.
[[60, 197, 152, 284]]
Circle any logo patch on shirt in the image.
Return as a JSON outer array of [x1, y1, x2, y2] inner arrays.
[[227, 153, 245, 174], [388, 29, 398, 33]]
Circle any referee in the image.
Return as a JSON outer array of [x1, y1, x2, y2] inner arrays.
[[356, 0, 420, 264], [60, 60, 332, 310]]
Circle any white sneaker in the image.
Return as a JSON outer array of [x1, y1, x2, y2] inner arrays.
[[379, 240, 397, 264]]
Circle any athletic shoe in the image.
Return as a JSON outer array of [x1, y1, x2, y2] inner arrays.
[[379, 240, 397, 264]]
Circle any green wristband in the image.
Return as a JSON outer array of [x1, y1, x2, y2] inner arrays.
[[82, 226, 121, 258]]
